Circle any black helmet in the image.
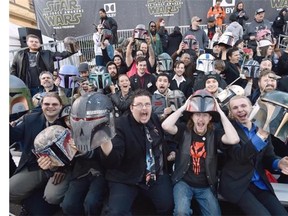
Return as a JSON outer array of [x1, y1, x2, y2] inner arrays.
[[70, 92, 115, 153]]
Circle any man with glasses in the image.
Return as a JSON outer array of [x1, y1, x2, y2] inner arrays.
[[183, 16, 209, 50], [10, 92, 66, 215], [100, 89, 174, 215]]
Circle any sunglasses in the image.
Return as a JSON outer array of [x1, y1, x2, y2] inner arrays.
[[150, 25, 156, 27]]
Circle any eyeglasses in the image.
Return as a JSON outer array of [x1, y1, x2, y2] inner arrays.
[[132, 103, 152, 109], [43, 103, 60, 107]]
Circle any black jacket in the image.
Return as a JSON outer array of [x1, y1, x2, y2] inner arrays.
[[219, 121, 279, 203], [100, 113, 168, 185], [10, 111, 65, 174], [10, 48, 73, 88], [130, 73, 156, 94]]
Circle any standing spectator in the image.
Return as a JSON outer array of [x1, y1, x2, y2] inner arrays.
[[100, 89, 174, 215], [161, 89, 239, 216], [126, 38, 155, 77], [207, 0, 226, 30], [231, 1, 249, 28], [206, 16, 217, 42], [99, 8, 118, 45], [148, 21, 163, 56], [167, 26, 183, 56], [156, 17, 169, 53], [93, 24, 105, 66], [219, 95, 288, 215], [10, 34, 76, 97], [243, 8, 272, 50], [225, 13, 244, 42], [184, 16, 209, 50], [272, 7, 288, 39]]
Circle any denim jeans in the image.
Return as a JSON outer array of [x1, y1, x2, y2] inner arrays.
[[96, 55, 104, 66], [107, 174, 173, 216], [173, 180, 221, 216], [61, 173, 107, 215]]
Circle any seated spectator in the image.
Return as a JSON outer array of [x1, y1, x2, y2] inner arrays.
[[109, 74, 133, 118], [219, 95, 288, 215]]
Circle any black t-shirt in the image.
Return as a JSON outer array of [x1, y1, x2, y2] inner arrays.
[[183, 130, 209, 187], [175, 122, 225, 187], [28, 52, 40, 87]]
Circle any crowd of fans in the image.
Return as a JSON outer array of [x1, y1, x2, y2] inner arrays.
[[9, 2, 288, 216]]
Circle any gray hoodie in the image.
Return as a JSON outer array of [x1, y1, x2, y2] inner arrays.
[[225, 21, 243, 41]]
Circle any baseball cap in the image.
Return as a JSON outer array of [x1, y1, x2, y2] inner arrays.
[[192, 16, 202, 22], [255, 8, 265, 15], [78, 62, 89, 72], [207, 16, 216, 23]]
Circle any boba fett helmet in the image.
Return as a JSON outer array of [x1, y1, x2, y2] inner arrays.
[[9, 75, 33, 115], [34, 125, 77, 167]]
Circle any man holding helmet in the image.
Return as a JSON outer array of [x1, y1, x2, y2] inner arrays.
[[161, 89, 239, 215]]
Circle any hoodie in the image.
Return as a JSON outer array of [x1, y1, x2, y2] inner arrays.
[[225, 21, 243, 41]]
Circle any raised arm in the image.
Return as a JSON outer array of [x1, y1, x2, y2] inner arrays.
[[161, 97, 189, 135], [215, 99, 240, 145]]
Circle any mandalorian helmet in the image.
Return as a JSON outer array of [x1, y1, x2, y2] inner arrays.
[[217, 85, 245, 107], [183, 34, 199, 50], [166, 90, 186, 111], [196, 53, 215, 74], [100, 29, 113, 42], [184, 89, 220, 122], [9, 75, 33, 116], [70, 92, 115, 153], [157, 52, 173, 73], [89, 66, 112, 90], [243, 60, 260, 78], [34, 125, 77, 167], [218, 31, 235, 47], [59, 65, 80, 89], [63, 36, 80, 53], [133, 24, 148, 40]]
